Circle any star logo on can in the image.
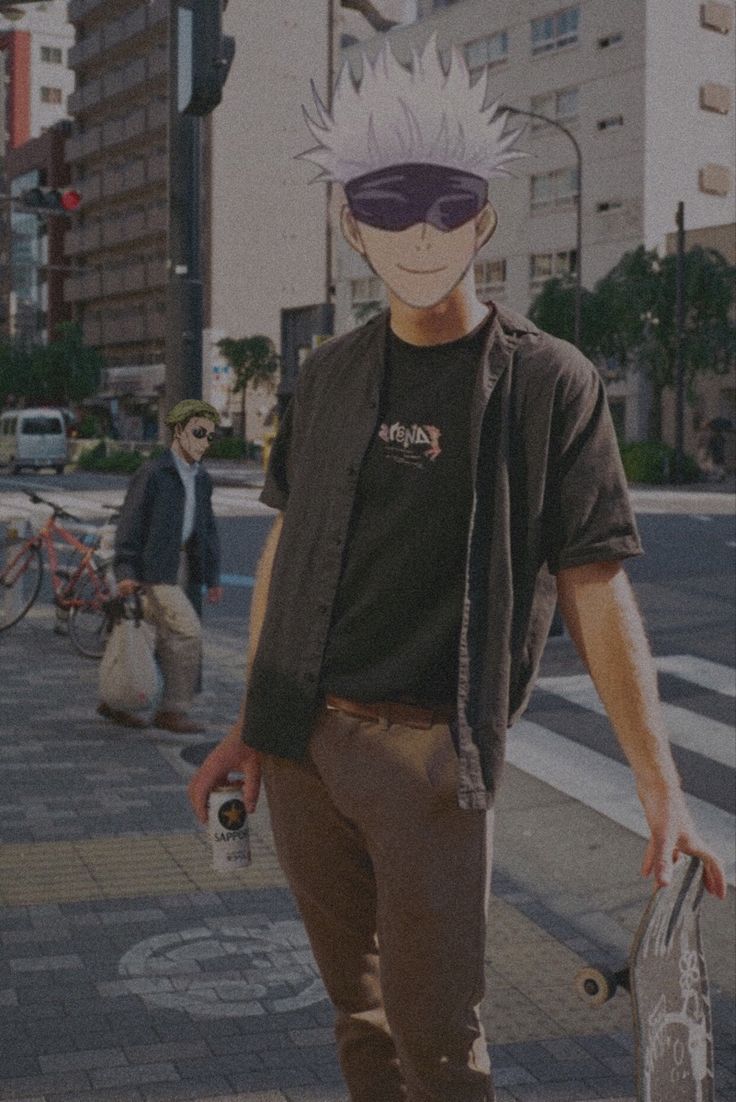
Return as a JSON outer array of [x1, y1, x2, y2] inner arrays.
[[218, 798, 246, 831]]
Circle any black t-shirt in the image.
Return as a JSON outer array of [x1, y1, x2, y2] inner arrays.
[[319, 311, 493, 705]]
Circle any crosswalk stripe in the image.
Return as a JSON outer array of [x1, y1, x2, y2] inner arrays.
[[654, 654, 736, 698], [536, 673, 736, 770], [507, 718, 736, 887]]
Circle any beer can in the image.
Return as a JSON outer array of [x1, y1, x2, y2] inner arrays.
[[208, 784, 251, 872]]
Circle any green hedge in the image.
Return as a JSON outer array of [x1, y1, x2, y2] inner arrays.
[[619, 441, 699, 485], [77, 442, 164, 473], [207, 435, 249, 459]]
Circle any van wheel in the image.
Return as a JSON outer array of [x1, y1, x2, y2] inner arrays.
[[10, 462, 20, 475], [55, 464, 65, 475]]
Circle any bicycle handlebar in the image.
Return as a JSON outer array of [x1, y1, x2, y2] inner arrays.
[[25, 490, 81, 523]]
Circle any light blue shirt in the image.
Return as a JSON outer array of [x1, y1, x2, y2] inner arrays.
[[171, 448, 198, 545]]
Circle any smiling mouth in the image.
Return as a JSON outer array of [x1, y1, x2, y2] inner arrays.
[[397, 265, 447, 274]]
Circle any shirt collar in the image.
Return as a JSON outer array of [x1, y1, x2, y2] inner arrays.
[[170, 447, 199, 479]]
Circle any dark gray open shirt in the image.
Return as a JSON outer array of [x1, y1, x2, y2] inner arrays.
[[243, 305, 642, 809]]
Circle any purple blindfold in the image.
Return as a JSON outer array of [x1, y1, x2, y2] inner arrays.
[[344, 163, 488, 233]]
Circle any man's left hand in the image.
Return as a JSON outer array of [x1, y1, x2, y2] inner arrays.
[[206, 586, 224, 605], [638, 779, 727, 900]]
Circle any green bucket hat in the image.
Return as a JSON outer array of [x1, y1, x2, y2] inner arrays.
[[165, 399, 221, 428]]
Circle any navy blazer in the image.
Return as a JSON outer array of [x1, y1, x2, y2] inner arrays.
[[114, 450, 221, 614]]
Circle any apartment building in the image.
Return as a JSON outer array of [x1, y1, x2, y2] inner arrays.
[[335, 0, 735, 441], [0, 0, 74, 148], [0, 0, 74, 339], [63, 0, 169, 440]]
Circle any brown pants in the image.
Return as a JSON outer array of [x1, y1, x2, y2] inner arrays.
[[262, 706, 495, 1102]]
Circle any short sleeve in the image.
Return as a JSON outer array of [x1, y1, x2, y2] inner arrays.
[[260, 398, 294, 511], [545, 365, 643, 574]]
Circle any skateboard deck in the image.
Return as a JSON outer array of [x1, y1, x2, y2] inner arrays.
[[575, 856, 714, 1102]]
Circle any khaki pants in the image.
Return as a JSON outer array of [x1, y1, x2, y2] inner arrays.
[[143, 553, 201, 713], [262, 707, 495, 1102]]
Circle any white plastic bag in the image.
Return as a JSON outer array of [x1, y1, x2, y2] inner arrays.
[[99, 596, 162, 714]]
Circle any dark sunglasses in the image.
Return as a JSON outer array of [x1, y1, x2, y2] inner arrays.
[[190, 427, 216, 441], [345, 162, 488, 233]]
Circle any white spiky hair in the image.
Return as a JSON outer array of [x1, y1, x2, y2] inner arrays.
[[298, 35, 526, 184]]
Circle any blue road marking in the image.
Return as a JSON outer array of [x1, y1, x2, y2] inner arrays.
[[217, 573, 255, 589]]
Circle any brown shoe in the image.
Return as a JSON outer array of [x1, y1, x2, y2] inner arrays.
[[97, 702, 148, 729], [153, 711, 205, 734]]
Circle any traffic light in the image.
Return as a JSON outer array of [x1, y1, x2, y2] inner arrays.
[[19, 187, 82, 214], [175, 0, 235, 116]]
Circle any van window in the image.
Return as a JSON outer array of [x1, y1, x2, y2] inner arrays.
[[21, 416, 63, 435]]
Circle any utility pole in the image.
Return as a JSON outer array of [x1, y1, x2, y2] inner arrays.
[[673, 201, 686, 482], [500, 104, 583, 348], [166, 0, 234, 420]]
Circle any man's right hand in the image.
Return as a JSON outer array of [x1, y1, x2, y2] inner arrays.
[[187, 723, 262, 820]]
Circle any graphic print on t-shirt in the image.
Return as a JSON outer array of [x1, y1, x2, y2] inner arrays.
[[378, 420, 442, 467]]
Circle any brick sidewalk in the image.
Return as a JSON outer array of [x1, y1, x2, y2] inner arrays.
[[0, 603, 732, 1101]]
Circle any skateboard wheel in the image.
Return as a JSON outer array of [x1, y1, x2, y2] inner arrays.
[[574, 965, 617, 1007]]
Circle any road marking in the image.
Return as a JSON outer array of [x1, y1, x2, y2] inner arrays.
[[654, 655, 736, 699], [103, 918, 327, 1019], [507, 719, 736, 887], [692, 514, 714, 523], [536, 672, 736, 769]]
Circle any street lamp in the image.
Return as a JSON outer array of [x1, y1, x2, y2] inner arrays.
[[500, 103, 583, 347]]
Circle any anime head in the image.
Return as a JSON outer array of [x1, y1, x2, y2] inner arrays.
[[165, 399, 220, 463], [299, 37, 526, 310]]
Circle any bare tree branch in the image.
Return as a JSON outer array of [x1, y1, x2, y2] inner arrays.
[[340, 0, 399, 34]]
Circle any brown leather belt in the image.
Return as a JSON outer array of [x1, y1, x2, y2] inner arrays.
[[324, 694, 453, 730]]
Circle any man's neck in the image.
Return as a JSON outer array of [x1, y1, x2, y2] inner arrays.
[[388, 276, 490, 347], [171, 441, 195, 467]]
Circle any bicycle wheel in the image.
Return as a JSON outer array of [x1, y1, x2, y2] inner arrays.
[[0, 543, 43, 631], [67, 570, 113, 658]]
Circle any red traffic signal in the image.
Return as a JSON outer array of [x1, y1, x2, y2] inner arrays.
[[60, 188, 82, 212], [19, 187, 82, 213]]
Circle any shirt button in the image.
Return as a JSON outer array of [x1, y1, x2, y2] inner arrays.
[[317, 603, 329, 615]]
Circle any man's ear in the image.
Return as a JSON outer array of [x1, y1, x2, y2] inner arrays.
[[475, 202, 497, 251], [340, 205, 367, 256]]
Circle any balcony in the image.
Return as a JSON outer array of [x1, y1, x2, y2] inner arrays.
[[68, 29, 102, 69], [64, 269, 102, 303], [82, 315, 103, 345], [147, 151, 167, 186], [147, 98, 167, 132], [65, 221, 102, 256], [65, 125, 102, 163]]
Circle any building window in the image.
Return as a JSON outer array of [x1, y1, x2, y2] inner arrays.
[[351, 276, 383, 321], [700, 2, 733, 33], [597, 32, 623, 48], [40, 45, 63, 64], [530, 249, 577, 283], [531, 166, 580, 208], [597, 114, 624, 130], [40, 86, 63, 105], [464, 31, 509, 72], [699, 163, 732, 195], [531, 7, 580, 55], [474, 258, 507, 297], [531, 86, 579, 125], [700, 82, 732, 113]]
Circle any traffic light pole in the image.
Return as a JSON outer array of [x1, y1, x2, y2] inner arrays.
[[166, 1, 204, 414]]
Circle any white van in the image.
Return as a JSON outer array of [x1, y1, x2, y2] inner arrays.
[[0, 408, 69, 474]]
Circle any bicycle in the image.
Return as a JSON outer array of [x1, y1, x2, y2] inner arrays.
[[0, 491, 118, 658]]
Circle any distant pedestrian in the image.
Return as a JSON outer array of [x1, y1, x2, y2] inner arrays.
[[98, 399, 223, 732], [705, 422, 726, 481]]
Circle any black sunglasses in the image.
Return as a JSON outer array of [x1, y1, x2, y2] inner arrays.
[[190, 427, 216, 441]]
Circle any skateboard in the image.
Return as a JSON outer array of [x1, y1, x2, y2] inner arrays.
[[575, 856, 714, 1102]]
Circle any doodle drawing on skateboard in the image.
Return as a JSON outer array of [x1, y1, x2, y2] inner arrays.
[[575, 856, 714, 1102]]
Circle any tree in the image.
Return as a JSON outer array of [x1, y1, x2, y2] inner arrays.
[[339, 0, 398, 33], [529, 245, 736, 441], [217, 335, 279, 449], [0, 322, 103, 408], [590, 246, 736, 440]]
